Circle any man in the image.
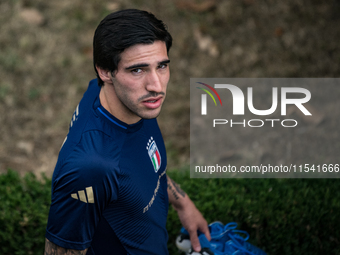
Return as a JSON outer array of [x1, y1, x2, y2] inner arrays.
[[44, 9, 210, 255]]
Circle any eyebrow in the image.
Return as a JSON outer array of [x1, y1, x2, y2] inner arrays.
[[125, 59, 170, 70]]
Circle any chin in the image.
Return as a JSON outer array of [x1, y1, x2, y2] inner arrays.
[[139, 109, 162, 120]]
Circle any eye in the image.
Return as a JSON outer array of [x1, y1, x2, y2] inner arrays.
[[158, 63, 168, 69], [131, 68, 143, 74]]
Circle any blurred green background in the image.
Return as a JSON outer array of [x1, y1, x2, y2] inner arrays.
[[0, 0, 339, 254]]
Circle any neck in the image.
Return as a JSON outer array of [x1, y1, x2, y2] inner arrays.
[[99, 85, 141, 125]]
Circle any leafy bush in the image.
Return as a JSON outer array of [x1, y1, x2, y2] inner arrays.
[[0, 170, 51, 255], [167, 170, 340, 255], [1, 169, 340, 255]]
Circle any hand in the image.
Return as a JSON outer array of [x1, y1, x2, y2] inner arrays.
[[174, 198, 211, 252]]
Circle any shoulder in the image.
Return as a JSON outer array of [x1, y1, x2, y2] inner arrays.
[[51, 131, 121, 204], [61, 130, 124, 175], [53, 127, 125, 191]]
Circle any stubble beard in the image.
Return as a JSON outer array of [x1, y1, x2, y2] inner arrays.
[[117, 90, 165, 121]]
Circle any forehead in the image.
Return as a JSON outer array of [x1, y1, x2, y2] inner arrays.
[[118, 41, 168, 67]]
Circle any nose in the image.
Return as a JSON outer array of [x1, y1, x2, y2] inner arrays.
[[146, 70, 163, 93]]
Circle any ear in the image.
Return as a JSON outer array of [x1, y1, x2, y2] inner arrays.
[[96, 65, 113, 85]]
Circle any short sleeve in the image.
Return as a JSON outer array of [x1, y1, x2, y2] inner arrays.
[[45, 141, 120, 250]]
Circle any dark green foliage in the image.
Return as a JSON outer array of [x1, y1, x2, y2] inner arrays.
[[0, 170, 51, 255], [167, 170, 340, 255], [1, 169, 340, 255]]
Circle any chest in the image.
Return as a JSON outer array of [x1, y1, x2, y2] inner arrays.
[[117, 132, 167, 209]]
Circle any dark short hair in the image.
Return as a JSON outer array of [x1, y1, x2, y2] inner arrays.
[[93, 9, 173, 86]]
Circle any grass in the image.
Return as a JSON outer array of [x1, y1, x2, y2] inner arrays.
[[2, 0, 340, 175]]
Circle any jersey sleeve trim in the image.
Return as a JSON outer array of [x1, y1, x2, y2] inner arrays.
[[45, 229, 92, 250]]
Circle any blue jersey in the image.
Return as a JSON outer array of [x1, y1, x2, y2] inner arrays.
[[46, 79, 169, 255]]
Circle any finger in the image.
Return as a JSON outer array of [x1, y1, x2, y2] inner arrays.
[[200, 223, 211, 241], [189, 230, 201, 252], [199, 222, 211, 241]]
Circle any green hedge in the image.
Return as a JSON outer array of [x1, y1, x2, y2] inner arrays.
[[0, 170, 51, 255], [1, 169, 340, 254], [167, 170, 340, 255]]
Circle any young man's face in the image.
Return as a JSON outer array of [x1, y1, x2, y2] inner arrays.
[[109, 40, 170, 124]]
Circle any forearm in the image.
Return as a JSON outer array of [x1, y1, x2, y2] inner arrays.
[[167, 175, 188, 210], [167, 175, 210, 251], [44, 238, 88, 255]]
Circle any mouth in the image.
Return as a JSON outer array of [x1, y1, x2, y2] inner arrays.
[[142, 96, 163, 109]]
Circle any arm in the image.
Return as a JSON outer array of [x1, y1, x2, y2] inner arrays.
[[167, 176, 211, 252], [44, 238, 88, 255]]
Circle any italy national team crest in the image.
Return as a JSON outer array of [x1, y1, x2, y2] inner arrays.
[[147, 137, 161, 173]]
